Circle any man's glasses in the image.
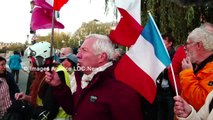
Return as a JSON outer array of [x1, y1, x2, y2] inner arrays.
[[184, 42, 200, 50], [184, 42, 194, 47]]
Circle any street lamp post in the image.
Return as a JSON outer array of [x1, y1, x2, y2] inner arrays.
[[31, 34, 37, 45], [27, 34, 29, 44], [30, 0, 34, 13]]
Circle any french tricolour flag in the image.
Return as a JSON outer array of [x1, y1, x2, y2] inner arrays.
[[110, 0, 171, 103]]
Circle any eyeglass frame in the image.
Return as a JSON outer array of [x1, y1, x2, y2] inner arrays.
[[184, 41, 201, 51]]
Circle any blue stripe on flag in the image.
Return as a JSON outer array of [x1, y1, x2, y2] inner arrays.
[[142, 16, 171, 67]]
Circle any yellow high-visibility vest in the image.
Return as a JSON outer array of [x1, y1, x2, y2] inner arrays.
[[36, 64, 71, 119], [55, 64, 71, 119]]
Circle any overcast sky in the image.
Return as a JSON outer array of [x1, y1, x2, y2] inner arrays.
[[0, 0, 117, 44]]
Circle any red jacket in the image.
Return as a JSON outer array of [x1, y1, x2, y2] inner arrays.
[[52, 64, 144, 120], [168, 45, 186, 94]]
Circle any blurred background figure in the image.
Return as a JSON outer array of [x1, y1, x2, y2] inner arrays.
[[60, 53, 78, 93], [60, 47, 73, 57], [60, 53, 77, 74], [8, 51, 22, 83], [113, 47, 125, 61], [15, 41, 71, 120], [72, 47, 79, 55], [156, 33, 176, 120]]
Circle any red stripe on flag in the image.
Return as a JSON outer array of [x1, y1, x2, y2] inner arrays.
[[109, 8, 143, 47], [115, 54, 157, 103], [53, 0, 68, 11]]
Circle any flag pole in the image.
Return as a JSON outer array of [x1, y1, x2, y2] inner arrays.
[[50, 9, 55, 70], [170, 64, 179, 96], [56, 11, 60, 49]]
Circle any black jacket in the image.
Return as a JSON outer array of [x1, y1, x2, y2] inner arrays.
[[5, 71, 20, 101]]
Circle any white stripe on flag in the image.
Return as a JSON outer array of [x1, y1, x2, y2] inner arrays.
[[115, 0, 141, 24], [126, 35, 166, 81], [46, 0, 53, 6]]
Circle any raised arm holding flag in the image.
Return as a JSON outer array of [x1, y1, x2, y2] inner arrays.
[[14, 0, 70, 119], [31, 0, 68, 68]]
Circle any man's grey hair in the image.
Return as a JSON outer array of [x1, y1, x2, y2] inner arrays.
[[85, 34, 115, 61], [200, 22, 213, 31], [187, 24, 213, 51]]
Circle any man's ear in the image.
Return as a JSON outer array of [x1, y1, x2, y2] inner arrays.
[[98, 52, 107, 63]]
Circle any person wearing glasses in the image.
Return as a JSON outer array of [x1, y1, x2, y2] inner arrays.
[[175, 22, 213, 118]]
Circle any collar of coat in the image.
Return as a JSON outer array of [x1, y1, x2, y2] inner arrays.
[[194, 54, 213, 74]]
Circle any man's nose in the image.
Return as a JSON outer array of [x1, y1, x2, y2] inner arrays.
[[76, 52, 81, 59]]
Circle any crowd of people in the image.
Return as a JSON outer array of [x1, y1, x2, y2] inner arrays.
[[0, 22, 213, 120]]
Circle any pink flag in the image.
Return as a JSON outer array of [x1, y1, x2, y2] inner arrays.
[[31, 0, 66, 31], [34, 0, 68, 11], [31, 7, 64, 31], [110, 0, 171, 103]]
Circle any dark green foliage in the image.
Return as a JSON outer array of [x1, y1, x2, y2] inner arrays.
[[105, 0, 213, 47]]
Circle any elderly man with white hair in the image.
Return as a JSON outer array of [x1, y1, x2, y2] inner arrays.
[[174, 22, 213, 120], [45, 34, 144, 120]]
